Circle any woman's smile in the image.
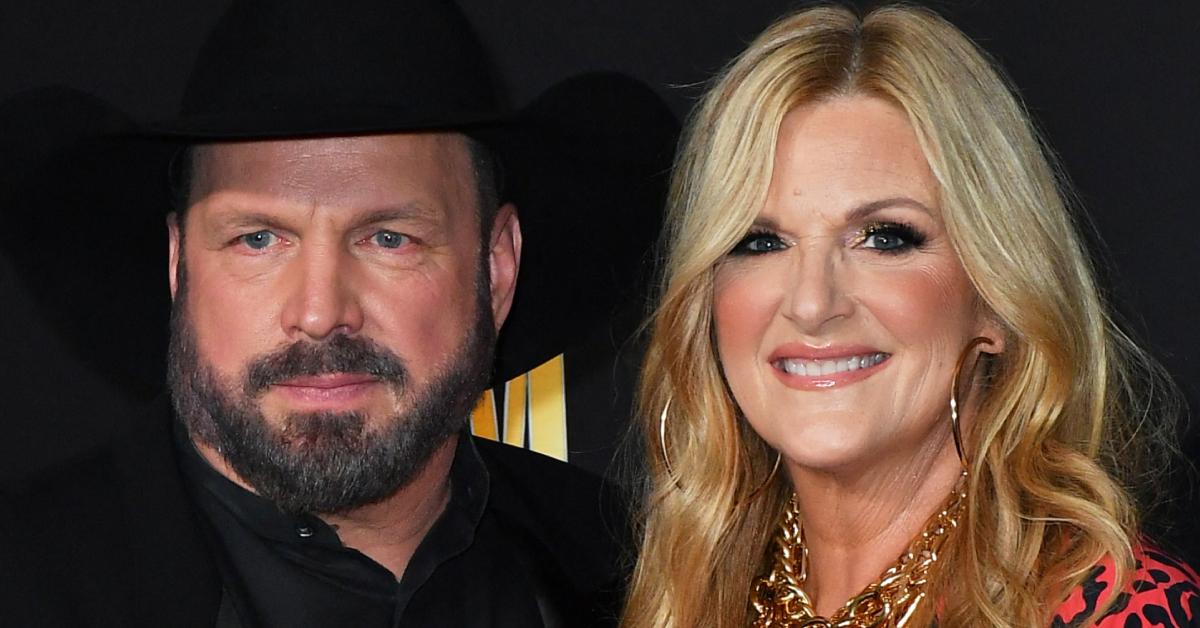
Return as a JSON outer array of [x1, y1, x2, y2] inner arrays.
[[768, 344, 891, 390]]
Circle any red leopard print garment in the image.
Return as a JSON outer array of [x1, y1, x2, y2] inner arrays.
[[1052, 544, 1200, 627]]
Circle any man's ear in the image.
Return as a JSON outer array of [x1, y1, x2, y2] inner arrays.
[[167, 212, 182, 300], [487, 202, 521, 330]]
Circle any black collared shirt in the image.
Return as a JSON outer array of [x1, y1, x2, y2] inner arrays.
[[175, 424, 613, 628]]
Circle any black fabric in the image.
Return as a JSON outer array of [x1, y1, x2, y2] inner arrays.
[[0, 401, 221, 628], [156, 0, 500, 138], [0, 400, 630, 627]]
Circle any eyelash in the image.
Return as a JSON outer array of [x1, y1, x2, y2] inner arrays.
[[856, 221, 926, 253], [727, 221, 927, 257], [729, 229, 786, 256]]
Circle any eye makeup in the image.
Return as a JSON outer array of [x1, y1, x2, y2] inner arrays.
[[853, 220, 927, 253], [729, 228, 788, 256]]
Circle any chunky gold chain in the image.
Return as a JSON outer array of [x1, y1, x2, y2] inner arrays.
[[750, 471, 968, 628]]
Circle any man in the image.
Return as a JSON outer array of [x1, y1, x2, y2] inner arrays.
[[0, 0, 678, 626]]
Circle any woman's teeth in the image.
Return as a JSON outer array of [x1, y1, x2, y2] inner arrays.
[[776, 352, 888, 376]]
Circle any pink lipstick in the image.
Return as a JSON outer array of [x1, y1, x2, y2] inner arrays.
[[767, 344, 891, 390]]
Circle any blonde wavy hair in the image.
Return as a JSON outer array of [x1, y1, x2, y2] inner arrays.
[[623, 4, 1181, 627]]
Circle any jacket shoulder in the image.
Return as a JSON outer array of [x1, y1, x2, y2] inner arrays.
[[471, 436, 630, 541], [0, 400, 221, 628], [471, 437, 634, 625]]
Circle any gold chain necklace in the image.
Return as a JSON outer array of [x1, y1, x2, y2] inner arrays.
[[750, 471, 967, 628]]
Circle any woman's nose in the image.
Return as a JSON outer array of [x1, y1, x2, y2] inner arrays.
[[780, 245, 854, 331]]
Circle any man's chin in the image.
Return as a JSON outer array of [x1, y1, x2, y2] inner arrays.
[[273, 411, 370, 451]]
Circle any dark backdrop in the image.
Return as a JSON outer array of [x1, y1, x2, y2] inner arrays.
[[1, 0, 1196, 556]]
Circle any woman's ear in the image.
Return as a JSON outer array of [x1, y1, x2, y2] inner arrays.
[[975, 313, 1007, 355]]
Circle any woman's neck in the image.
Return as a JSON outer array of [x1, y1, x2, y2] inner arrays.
[[785, 434, 964, 617]]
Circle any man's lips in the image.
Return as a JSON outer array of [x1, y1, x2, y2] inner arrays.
[[271, 373, 383, 406], [275, 373, 380, 389]]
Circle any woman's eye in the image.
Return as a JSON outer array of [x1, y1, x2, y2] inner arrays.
[[731, 231, 787, 256], [859, 222, 925, 253], [239, 230, 278, 250], [371, 230, 409, 249]]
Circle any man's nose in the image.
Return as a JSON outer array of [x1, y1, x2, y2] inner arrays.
[[279, 243, 364, 341], [780, 245, 854, 332]]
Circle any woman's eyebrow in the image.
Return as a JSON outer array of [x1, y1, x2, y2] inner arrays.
[[749, 215, 781, 231], [751, 196, 931, 231], [845, 196, 933, 222]]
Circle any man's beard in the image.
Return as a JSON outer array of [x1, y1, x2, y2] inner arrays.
[[167, 269, 496, 516]]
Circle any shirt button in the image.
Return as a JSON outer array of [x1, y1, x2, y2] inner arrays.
[[296, 525, 314, 538]]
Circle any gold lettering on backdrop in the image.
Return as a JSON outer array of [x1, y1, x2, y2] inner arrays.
[[502, 371, 527, 447], [469, 354, 568, 461], [470, 389, 499, 440], [527, 355, 567, 458]]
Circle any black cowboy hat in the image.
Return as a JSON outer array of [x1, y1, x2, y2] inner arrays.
[[149, 0, 503, 138], [0, 0, 679, 391]]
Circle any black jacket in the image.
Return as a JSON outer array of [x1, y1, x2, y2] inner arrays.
[[0, 400, 631, 627]]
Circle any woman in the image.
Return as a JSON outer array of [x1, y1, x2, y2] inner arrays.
[[623, 4, 1197, 627]]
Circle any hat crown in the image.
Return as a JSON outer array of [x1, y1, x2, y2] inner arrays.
[[175, 0, 502, 137]]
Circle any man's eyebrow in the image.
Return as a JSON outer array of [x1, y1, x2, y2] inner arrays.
[[206, 203, 439, 232], [348, 204, 439, 230], [845, 196, 934, 222], [208, 209, 293, 233]]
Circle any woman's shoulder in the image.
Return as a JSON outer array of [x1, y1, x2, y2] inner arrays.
[[1052, 542, 1200, 627]]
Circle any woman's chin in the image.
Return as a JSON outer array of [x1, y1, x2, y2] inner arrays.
[[773, 432, 876, 476]]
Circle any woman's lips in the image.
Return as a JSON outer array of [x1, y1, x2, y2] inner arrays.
[[767, 346, 891, 390], [272, 373, 382, 406]]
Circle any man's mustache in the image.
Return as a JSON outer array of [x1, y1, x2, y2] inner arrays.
[[243, 334, 408, 395]]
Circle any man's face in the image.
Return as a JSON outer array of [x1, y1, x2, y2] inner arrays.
[[166, 133, 520, 514]]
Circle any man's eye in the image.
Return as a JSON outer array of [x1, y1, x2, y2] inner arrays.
[[730, 231, 786, 256], [239, 230, 278, 250], [371, 230, 410, 249], [859, 222, 926, 253]]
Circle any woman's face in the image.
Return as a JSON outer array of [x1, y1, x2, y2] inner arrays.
[[713, 95, 999, 474]]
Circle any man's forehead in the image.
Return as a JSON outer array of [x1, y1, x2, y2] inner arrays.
[[188, 132, 476, 217], [193, 132, 471, 178]]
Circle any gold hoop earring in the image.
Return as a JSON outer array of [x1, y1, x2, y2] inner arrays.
[[658, 397, 683, 489], [658, 397, 782, 497], [949, 336, 995, 468]]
